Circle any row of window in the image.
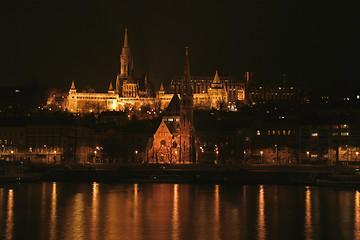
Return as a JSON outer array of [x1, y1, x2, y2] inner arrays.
[[256, 130, 294, 136]]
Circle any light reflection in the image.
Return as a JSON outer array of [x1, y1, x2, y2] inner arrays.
[[304, 186, 313, 240], [214, 184, 220, 240], [70, 193, 84, 240], [257, 185, 266, 240], [172, 184, 179, 240], [5, 189, 14, 240], [49, 182, 57, 240], [91, 182, 99, 240], [354, 191, 360, 240], [133, 184, 140, 240]]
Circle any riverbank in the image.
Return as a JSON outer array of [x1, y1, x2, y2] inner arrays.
[[32, 163, 354, 185]]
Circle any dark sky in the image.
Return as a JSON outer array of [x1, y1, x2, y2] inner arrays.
[[1, 0, 358, 91]]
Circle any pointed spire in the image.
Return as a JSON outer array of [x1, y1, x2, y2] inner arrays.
[[108, 82, 114, 91], [124, 27, 129, 48], [71, 80, 76, 89], [184, 46, 191, 78], [182, 45, 192, 96], [160, 82, 164, 91], [213, 70, 221, 84], [144, 74, 148, 86]]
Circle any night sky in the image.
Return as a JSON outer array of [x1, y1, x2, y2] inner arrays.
[[1, 0, 358, 91]]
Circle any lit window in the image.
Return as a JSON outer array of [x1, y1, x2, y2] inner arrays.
[[332, 133, 339, 136], [341, 124, 349, 128], [311, 133, 318, 137], [341, 132, 349, 136], [257, 130, 261, 136]]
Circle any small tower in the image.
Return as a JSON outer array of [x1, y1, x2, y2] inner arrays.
[[180, 46, 195, 164], [158, 82, 165, 95], [69, 80, 77, 94], [209, 71, 227, 109], [108, 82, 115, 94]]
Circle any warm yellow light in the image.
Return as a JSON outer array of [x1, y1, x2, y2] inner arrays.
[[260, 151, 263, 155], [54, 150, 57, 154], [135, 150, 138, 155], [94, 150, 97, 154]]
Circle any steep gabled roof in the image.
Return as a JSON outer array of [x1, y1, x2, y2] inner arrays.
[[163, 93, 180, 116]]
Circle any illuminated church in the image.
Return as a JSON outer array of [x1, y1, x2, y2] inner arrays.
[[148, 46, 196, 164], [66, 28, 246, 113]]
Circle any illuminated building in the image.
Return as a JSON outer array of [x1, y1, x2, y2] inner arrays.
[[149, 47, 196, 164], [66, 28, 155, 113], [65, 28, 246, 114], [160, 73, 245, 110]]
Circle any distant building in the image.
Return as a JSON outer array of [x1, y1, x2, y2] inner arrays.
[[0, 122, 95, 164], [248, 85, 303, 103]]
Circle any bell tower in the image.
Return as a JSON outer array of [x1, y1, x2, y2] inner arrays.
[[180, 46, 195, 163]]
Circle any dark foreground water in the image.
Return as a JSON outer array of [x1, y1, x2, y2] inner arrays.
[[0, 183, 359, 240]]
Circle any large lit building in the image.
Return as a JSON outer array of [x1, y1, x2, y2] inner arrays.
[[66, 28, 156, 113], [65, 28, 247, 114]]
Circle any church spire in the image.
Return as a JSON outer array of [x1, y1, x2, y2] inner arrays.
[[120, 28, 132, 78], [124, 27, 129, 48], [182, 46, 192, 97]]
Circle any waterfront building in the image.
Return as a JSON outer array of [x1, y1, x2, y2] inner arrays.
[[0, 122, 95, 164]]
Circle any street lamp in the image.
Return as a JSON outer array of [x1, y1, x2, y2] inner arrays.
[[54, 150, 57, 164], [260, 150, 263, 164], [135, 150, 138, 162], [11, 150, 14, 161], [306, 151, 310, 163]]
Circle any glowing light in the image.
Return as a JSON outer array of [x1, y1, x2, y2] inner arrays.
[[257, 185, 266, 240], [5, 189, 14, 240], [304, 186, 313, 240]]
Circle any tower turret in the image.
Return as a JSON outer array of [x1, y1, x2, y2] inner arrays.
[[69, 80, 77, 94]]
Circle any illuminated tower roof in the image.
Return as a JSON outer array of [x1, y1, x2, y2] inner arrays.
[[71, 80, 76, 90], [108, 82, 114, 91]]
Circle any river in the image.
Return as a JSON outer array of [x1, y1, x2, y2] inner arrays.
[[0, 183, 359, 240]]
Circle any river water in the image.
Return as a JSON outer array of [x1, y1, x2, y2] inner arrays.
[[0, 182, 359, 240]]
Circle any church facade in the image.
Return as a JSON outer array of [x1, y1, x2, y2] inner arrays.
[[65, 28, 246, 114]]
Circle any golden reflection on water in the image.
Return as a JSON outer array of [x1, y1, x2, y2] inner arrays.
[[304, 186, 313, 240], [214, 184, 220, 240], [354, 191, 360, 240], [91, 182, 99, 240], [49, 182, 57, 240], [172, 184, 179, 240], [5, 189, 14, 240], [133, 183, 140, 240], [257, 185, 266, 240], [69, 193, 85, 240]]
